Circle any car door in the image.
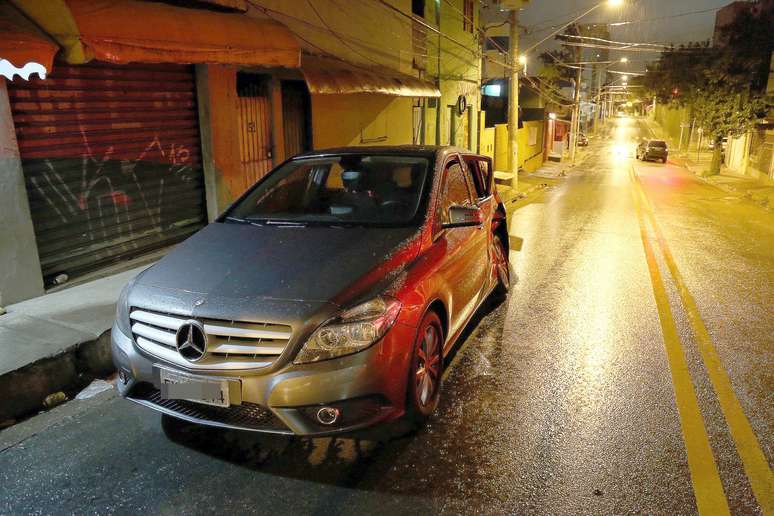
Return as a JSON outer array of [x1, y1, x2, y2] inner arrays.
[[435, 157, 487, 345], [463, 155, 496, 297]]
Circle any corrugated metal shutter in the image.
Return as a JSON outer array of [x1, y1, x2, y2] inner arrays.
[[8, 62, 206, 285]]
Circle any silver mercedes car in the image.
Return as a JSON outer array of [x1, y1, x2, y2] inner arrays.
[[111, 146, 510, 436]]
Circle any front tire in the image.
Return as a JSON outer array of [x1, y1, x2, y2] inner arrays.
[[405, 311, 443, 426]]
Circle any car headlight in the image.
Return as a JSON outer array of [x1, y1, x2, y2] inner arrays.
[[114, 280, 134, 336], [294, 296, 402, 364]]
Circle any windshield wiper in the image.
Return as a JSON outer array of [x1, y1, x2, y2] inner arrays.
[[264, 220, 307, 227], [225, 216, 266, 227]]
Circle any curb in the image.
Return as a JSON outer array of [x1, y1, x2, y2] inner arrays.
[[0, 331, 115, 423], [500, 182, 548, 206], [671, 156, 773, 212]]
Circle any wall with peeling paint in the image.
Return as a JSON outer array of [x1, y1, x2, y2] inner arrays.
[[0, 80, 45, 305]]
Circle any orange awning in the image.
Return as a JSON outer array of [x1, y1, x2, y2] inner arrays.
[[64, 0, 300, 67], [0, 3, 58, 80], [302, 54, 440, 97]]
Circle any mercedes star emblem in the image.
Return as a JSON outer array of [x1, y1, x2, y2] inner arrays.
[[175, 320, 207, 362]]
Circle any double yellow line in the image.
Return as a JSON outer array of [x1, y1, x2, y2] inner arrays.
[[629, 166, 773, 515]]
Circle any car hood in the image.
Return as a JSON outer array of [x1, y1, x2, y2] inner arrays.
[[136, 221, 422, 307]]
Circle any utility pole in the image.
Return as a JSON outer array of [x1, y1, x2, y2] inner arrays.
[[507, 8, 520, 188], [434, 0, 442, 145], [592, 63, 602, 134], [569, 44, 582, 163]]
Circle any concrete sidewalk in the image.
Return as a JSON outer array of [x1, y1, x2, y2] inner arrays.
[[0, 265, 149, 424], [493, 152, 578, 207], [643, 118, 774, 210], [700, 173, 774, 210]]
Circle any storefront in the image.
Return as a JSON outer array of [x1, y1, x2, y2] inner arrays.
[[8, 62, 207, 284], [2, 0, 301, 291]]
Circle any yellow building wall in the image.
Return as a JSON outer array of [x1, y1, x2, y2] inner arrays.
[[425, 0, 482, 151], [494, 124, 509, 171], [311, 94, 414, 149], [519, 120, 545, 172], [491, 121, 545, 172], [480, 127, 495, 160], [254, 0, 414, 74]]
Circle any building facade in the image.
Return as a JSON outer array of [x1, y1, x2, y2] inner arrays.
[[0, 0, 483, 305]]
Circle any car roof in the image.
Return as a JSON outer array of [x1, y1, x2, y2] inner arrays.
[[292, 145, 480, 162]]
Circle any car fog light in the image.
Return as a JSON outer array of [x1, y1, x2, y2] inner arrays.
[[316, 407, 340, 425]]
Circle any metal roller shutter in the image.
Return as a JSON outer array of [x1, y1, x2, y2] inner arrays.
[[8, 62, 206, 286]]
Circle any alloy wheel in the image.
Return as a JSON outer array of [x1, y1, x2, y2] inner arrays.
[[415, 324, 440, 408], [494, 237, 510, 291]]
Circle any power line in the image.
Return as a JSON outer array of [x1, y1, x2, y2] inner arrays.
[[559, 41, 682, 53], [305, 0, 386, 68], [609, 6, 723, 27], [373, 0, 479, 56], [561, 33, 669, 49]]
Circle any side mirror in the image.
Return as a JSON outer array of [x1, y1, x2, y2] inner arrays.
[[442, 205, 483, 229]]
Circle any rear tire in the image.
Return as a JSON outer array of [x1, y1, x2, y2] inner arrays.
[[405, 311, 443, 427], [492, 235, 510, 301]]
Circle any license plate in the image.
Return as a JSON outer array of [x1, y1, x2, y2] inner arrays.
[[159, 368, 230, 407]]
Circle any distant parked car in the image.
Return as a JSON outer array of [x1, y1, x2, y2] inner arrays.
[[636, 140, 668, 163], [577, 133, 589, 146], [707, 137, 728, 151]]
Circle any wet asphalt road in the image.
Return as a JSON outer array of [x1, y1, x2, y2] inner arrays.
[[1, 117, 772, 515]]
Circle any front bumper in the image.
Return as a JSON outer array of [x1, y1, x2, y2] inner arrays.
[[111, 323, 416, 436]]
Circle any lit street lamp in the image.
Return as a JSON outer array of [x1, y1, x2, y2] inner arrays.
[[518, 54, 527, 75], [522, 0, 626, 56]]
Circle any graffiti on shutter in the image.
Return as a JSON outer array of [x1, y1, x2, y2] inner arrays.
[[9, 62, 206, 285]]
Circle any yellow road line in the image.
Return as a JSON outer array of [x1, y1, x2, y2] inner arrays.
[[633, 172, 774, 514], [629, 168, 731, 515]]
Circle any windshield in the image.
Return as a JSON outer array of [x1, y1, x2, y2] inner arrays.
[[649, 141, 667, 148], [224, 154, 431, 226]]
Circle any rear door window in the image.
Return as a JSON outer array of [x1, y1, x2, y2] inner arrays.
[[463, 157, 489, 199], [476, 158, 492, 197], [439, 161, 474, 224]]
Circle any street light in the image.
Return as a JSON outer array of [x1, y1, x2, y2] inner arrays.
[[519, 0, 626, 164], [620, 57, 628, 63], [518, 54, 527, 75], [522, 0, 626, 56]]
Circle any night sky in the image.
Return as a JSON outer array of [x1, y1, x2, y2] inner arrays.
[[514, 0, 731, 70]]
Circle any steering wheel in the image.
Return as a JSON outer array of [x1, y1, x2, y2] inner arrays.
[[380, 199, 411, 213]]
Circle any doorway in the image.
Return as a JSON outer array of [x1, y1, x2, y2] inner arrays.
[[281, 80, 312, 158]]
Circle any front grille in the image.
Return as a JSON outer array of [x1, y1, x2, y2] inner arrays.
[[129, 308, 292, 370], [129, 384, 289, 433]]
